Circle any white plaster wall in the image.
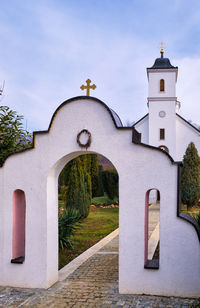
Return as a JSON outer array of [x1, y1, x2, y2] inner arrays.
[[0, 97, 199, 297], [119, 146, 200, 297], [134, 116, 149, 144], [148, 100, 177, 158], [0, 98, 133, 288], [148, 71, 177, 98], [176, 115, 200, 161]]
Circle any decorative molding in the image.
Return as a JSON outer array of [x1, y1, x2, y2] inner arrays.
[[147, 97, 177, 102], [147, 68, 178, 73]]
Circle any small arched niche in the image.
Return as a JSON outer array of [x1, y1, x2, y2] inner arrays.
[[160, 79, 165, 92], [11, 189, 26, 264], [144, 188, 160, 269]]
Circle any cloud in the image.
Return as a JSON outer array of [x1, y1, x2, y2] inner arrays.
[[0, 1, 200, 132]]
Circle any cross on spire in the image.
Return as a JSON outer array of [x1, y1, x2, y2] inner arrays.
[[158, 41, 166, 58], [80, 79, 96, 96]]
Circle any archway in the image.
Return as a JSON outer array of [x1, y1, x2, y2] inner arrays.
[[58, 152, 119, 269], [47, 151, 119, 275]]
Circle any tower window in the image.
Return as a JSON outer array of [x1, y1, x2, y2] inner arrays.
[[160, 79, 165, 92], [160, 129, 165, 140]]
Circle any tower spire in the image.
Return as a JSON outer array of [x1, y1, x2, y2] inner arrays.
[[159, 41, 166, 58]]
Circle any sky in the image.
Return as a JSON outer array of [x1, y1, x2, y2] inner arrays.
[[0, 0, 200, 132]]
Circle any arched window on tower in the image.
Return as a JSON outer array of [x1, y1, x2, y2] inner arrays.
[[160, 79, 165, 92], [11, 189, 26, 264]]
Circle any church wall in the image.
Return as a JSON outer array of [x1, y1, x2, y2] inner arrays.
[[148, 71, 176, 98], [176, 116, 200, 160], [134, 116, 149, 143], [148, 100, 177, 158]]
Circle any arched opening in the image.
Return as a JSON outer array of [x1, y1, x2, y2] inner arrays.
[[46, 151, 119, 275], [144, 189, 160, 269], [160, 79, 165, 92], [58, 153, 119, 269], [11, 189, 26, 264]]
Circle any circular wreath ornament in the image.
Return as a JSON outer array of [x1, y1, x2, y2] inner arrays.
[[77, 129, 92, 149]]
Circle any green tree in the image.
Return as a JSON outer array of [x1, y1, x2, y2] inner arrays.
[[96, 165, 104, 197], [90, 154, 99, 197], [181, 142, 200, 209], [0, 106, 32, 166], [102, 169, 118, 200], [65, 157, 92, 218]]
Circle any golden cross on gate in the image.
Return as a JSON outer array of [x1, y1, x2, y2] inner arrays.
[[80, 79, 96, 96]]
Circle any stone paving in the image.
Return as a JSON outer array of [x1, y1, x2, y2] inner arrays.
[[0, 211, 200, 307], [148, 202, 160, 238]]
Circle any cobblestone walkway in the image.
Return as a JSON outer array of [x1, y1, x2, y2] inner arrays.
[[0, 232, 199, 307]]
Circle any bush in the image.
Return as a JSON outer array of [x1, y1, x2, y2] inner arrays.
[[59, 208, 81, 249], [65, 157, 92, 218], [192, 210, 200, 228], [181, 142, 200, 209], [96, 165, 104, 197], [102, 169, 118, 200], [0, 106, 32, 166]]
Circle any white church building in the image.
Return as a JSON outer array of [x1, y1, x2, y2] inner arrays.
[[134, 49, 200, 161]]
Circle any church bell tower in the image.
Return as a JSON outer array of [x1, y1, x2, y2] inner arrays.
[[147, 48, 178, 158]]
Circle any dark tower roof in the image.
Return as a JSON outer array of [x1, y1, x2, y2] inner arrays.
[[148, 50, 178, 69]]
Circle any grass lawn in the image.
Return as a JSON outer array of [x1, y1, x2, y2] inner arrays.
[[91, 195, 118, 205], [59, 206, 119, 269], [181, 204, 200, 215]]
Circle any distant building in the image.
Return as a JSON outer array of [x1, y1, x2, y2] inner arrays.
[[134, 49, 200, 161]]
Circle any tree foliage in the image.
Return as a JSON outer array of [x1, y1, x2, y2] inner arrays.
[[64, 157, 92, 218], [102, 169, 119, 200], [90, 154, 99, 197], [181, 142, 200, 208], [0, 106, 32, 166]]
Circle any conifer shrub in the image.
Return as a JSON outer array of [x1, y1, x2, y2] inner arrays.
[[192, 211, 200, 228], [102, 169, 119, 200], [96, 165, 104, 197], [90, 154, 99, 197], [181, 142, 200, 209], [64, 157, 92, 218]]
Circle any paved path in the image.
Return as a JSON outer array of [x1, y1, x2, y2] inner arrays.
[[0, 229, 199, 307], [148, 202, 160, 238]]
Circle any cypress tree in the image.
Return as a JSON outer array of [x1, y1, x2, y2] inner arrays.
[[90, 154, 99, 197], [96, 165, 104, 197], [64, 157, 92, 218], [102, 169, 119, 200], [65, 160, 79, 210], [181, 142, 200, 209]]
